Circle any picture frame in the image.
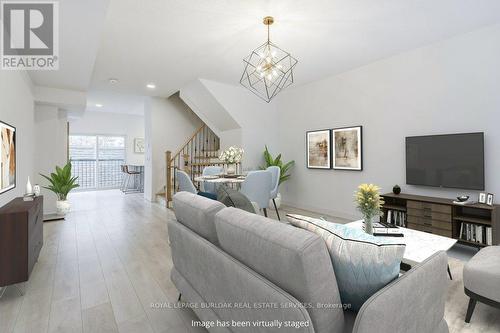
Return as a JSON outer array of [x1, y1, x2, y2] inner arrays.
[[306, 129, 331, 169], [486, 193, 494, 206], [0, 120, 16, 195], [134, 138, 145, 154], [478, 192, 487, 204], [332, 126, 363, 171]]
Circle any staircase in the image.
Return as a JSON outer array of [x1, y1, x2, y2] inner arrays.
[[157, 124, 239, 207]]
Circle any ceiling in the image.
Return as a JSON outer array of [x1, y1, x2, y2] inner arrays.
[[28, 0, 109, 91], [30, 0, 500, 111], [86, 90, 145, 115]]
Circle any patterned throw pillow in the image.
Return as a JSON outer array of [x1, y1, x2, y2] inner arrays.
[[287, 214, 405, 311]]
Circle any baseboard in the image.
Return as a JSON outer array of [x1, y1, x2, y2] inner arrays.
[[281, 200, 358, 221]]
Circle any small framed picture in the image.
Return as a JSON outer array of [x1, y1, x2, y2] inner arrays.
[[306, 129, 331, 169], [479, 192, 487, 204], [134, 138, 145, 153], [332, 126, 363, 171], [486, 193, 494, 206]]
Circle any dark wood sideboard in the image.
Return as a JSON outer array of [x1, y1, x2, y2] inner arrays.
[[381, 193, 499, 247], [0, 196, 43, 287]]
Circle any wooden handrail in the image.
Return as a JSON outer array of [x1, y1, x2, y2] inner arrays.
[[166, 151, 172, 203]]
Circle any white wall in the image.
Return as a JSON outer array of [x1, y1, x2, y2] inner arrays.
[[69, 111, 145, 165], [201, 79, 279, 170], [0, 70, 35, 208], [277, 24, 500, 220], [34, 105, 68, 214], [144, 94, 202, 201]]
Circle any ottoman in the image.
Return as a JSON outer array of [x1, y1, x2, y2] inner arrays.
[[463, 246, 500, 323]]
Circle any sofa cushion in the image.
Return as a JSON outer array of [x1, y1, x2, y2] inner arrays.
[[287, 214, 405, 311], [173, 191, 225, 245], [215, 207, 345, 333], [216, 185, 255, 214], [464, 245, 500, 302]]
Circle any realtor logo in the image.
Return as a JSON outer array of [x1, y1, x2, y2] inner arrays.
[[1, 1, 59, 70]]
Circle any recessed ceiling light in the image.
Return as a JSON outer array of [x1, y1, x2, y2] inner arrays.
[[95, 103, 103, 107], [146, 83, 156, 89], [108, 78, 118, 84]]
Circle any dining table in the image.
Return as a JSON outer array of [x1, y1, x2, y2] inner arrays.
[[194, 175, 246, 189]]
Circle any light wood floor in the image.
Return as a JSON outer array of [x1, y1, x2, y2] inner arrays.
[[0, 190, 499, 333]]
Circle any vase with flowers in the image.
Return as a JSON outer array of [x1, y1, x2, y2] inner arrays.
[[219, 146, 244, 175], [354, 183, 384, 235]]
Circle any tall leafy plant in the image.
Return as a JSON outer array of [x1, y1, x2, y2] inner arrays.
[[260, 146, 295, 184], [40, 162, 79, 201]]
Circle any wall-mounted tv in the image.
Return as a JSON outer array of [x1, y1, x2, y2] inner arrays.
[[0, 121, 16, 194], [406, 132, 484, 190]]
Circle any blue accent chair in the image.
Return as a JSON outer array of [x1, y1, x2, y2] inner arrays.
[[176, 169, 216, 200], [240, 170, 272, 217]]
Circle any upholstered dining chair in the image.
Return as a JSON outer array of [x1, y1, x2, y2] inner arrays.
[[176, 169, 216, 200], [240, 170, 272, 217], [201, 166, 223, 194], [267, 166, 281, 220], [176, 169, 197, 194]]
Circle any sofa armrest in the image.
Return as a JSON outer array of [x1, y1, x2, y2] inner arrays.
[[352, 251, 449, 333]]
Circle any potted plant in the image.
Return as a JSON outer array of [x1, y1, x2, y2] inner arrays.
[[40, 162, 79, 216], [219, 146, 244, 175], [260, 146, 295, 208], [354, 183, 384, 235]]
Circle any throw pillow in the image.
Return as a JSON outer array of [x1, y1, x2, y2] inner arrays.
[[287, 214, 405, 311], [216, 186, 256, 214]]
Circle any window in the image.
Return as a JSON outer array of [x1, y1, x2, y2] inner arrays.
[[69, 135, 126, 189]]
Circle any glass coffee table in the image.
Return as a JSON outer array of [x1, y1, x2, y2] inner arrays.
[[347, 220, 457, 278]]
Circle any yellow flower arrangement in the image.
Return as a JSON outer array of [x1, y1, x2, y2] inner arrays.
[[354, 183, 384, 222]]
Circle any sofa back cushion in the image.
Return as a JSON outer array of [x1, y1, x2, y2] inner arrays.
[[215, 207, 345, 333], [173, 192, 225, 245]]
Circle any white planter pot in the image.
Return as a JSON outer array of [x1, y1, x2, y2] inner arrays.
[[269, 193, 282, 209], [56, 200, 71, 216]]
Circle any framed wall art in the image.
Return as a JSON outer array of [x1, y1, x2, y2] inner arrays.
[[306, 129, 331, 169], [0, 121, 16, 194], [134, 138, 145, 153], [332, 126, 362, 171]]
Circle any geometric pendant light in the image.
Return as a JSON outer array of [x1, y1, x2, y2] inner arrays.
[[240, 16, 298, 103]]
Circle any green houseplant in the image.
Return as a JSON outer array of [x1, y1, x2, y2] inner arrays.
[[260, 146, 295, 208], [40, 162, 79, 216]]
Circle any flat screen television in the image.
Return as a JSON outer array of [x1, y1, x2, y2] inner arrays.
[[406, 132, 484, 190]]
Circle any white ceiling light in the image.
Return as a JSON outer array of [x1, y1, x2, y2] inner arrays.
[[240, 16, 298, 103], [108, 78, 118, 84], [146, 83, 156, 89], [95, 103, 103, 107]]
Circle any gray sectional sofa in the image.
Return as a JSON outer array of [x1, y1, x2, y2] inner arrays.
[[169, 192, 449, 333]]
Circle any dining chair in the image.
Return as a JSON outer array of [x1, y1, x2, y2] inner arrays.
[[267, 166, 281, 220], [175, 169, 197, 194], [176, 169, 217, 200], [240, 170, 272, 217], [201, 166, 223, 194]]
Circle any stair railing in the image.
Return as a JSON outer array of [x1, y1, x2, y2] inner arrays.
[[165, 124, 223, 204]]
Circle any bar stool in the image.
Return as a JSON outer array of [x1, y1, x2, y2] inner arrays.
[[121, 165, 141, 193]]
